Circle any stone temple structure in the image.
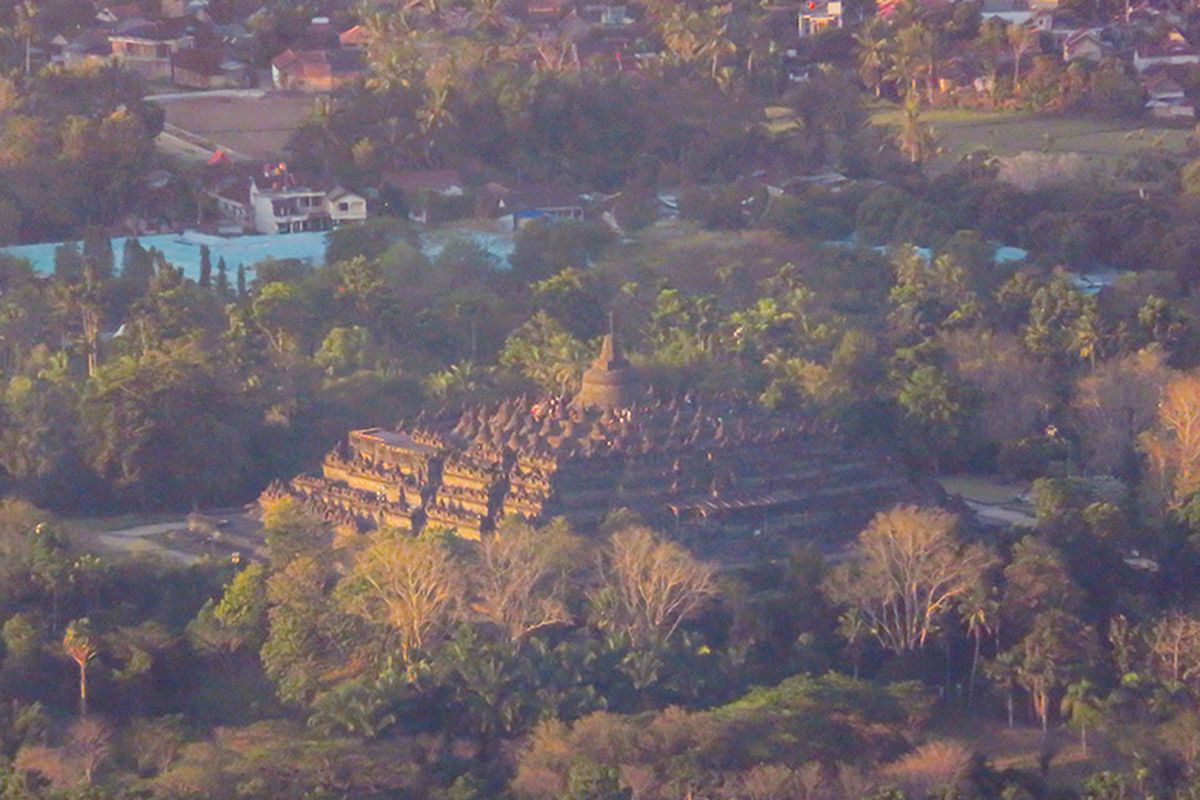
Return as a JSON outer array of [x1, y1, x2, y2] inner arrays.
[[263, 333, 916, 555]]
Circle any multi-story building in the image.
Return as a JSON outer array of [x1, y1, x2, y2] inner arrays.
[[208, 166, 367, 234], [108, 18, 194, 80]]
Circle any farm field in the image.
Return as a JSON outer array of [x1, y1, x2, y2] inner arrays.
[[868, 106, 1195, 165], [152, 90, 317, 162]]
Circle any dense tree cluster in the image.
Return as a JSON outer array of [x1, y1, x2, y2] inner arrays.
[[0, 64, 163, 243]]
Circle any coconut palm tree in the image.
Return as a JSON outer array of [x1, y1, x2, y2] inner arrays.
[[1061, 680, 1103, 757], [14, 0, 37, 77], [854, 19, 890, 97], [63, 620, 98, 717], [896, 91, 939, 165], [887, 24, 932, 101]]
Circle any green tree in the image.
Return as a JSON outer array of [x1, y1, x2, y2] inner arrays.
[[896, 92, 939, 165], [564, 760, 631, 800], [198, 245, 212, 289], [53, 241, 83, 283], [499, 311, 592, 394], [188, 564, 269, 657], [510, 220, 615, 283], [1061, 679, 1102, 756], [2, 612, 43, 671], [121, 237, 153, 295], [261, 555, 344, 706], [79, 343, 256, 507], [1010, 609, 1095, 732], [0, 358, 82, 504], [215, 257, 230, 298], [251, 282, 316, 356], [261, 497, 330, 567], [854, 18, 890, 97], [81, 227, 113, 281], [894, 362, 975, 470]]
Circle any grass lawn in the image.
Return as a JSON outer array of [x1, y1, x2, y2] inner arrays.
[[937, 475, 1029, 505], [925, 709, 1115, 790], [868, 105, 1194, 166], [64, 511, 186, 534]]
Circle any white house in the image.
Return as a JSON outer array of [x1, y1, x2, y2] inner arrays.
[[1062, 29, 1108, 62], [209, 167, 367, 234]]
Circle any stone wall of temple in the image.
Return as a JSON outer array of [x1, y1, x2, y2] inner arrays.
[[264, 390, 917, 554]]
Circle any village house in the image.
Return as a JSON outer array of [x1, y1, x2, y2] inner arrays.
[[1143, 72, 1195, 119], [170, 48, 251, 89], [1062, 28, 1109, 62], [580, 3, 633, 26], [384, 170, 470, 224], [271, 48, 367, 91], [979, 0, 1054, 31], [208, 167, 368, 234], [799, 0, 843, 36], [508, 184, 586, 228], [108, 18, 194, 81], [476, 181, 586, 228], [1133, 31, 1200, 72]]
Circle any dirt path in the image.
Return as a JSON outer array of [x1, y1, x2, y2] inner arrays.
[[70, 511, 265, 566], [91, 521, 198, 565]]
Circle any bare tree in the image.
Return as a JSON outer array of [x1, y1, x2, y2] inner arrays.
[[471, 519, 585, 641], [1007, 23, 1035, 91], [1074, 346, 1174, 474], [340, 532, 462, 662], [825, 505, 995, 653], [944, 331, 1055, 444], [1149, 612, 1200, 689], [592, 527, 717, 647], [65, 717, 112, 785], [1141, 372, 1200, 508]]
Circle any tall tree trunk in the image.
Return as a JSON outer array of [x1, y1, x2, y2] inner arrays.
[[969, 631, 982, 700], [78, 662, 88, 716]]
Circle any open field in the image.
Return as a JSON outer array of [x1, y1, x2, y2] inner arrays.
[[65, 508, 265, 565], [152, 90, 317, 162], [937, 475, 1029, 505], [925, 711, 1112, 791], [868, 106, 1194, 166]]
